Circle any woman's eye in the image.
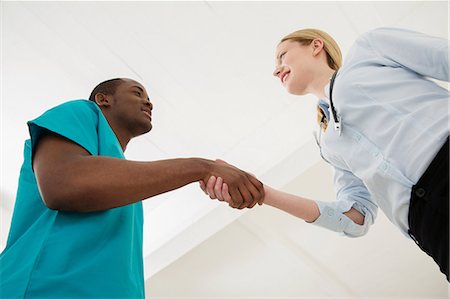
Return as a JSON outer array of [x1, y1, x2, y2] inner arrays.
[[134, 91, 141, 96], [280, 52, 286, 59]]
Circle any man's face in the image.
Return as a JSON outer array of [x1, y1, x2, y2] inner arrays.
[[109, 79, 153, 137]]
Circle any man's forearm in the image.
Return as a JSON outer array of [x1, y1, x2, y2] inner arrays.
[[34, 134, 263, 212], [39, 156, 211, 212]]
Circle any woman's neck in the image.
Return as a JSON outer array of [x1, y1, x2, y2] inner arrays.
[[311, 67, 336, 99]]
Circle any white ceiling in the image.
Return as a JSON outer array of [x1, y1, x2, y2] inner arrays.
[[1, 0, 449, 297]]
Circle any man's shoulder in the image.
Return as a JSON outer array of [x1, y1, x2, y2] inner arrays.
[[27, 99, 102, 156], [45, 99, 99, 115], [29, 99, 100, 125]]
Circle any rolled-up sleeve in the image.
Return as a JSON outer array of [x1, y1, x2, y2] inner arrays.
[[312, 166, 378, 237]]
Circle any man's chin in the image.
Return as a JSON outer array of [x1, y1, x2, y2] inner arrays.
[[145, 124, 153, 133], [139, 124, 152, 135]]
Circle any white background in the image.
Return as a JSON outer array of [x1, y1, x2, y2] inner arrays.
[[1, 1, 449, 298]]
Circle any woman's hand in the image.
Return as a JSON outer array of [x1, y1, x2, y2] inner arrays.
[[199, 175, 232, 203], [199, 159, 264, 208]]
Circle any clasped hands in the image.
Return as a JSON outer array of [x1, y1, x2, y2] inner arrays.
[[200, 159, 265, 209]]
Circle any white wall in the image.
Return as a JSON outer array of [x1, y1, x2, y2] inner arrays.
[[147, 161, 448, 298]]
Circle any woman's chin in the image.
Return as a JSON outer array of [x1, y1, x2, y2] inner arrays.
[[286, 87, 306, 96]]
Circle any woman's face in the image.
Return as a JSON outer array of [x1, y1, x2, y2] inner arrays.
[[273, 39, 316, 96]]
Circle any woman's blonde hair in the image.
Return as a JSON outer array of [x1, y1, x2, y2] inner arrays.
[[281, 29, 342, 130], [280, 28, 342, 70]]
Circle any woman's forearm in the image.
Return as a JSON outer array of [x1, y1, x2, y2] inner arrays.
[[263, 185, 365, 225], [263, 185, 320, 223]]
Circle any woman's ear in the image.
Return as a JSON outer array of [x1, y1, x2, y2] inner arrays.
[[94, 93, 111, 107], [311, 38, 325, 56]]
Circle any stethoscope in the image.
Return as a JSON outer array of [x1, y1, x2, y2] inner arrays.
[[314, 70, 342, 163], [329, 71, 342, 135]]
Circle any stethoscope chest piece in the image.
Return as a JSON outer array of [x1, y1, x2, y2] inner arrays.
[[334, 118, 342, 136]]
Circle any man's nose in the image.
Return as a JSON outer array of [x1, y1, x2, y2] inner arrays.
[[145, 99, 153, 110]]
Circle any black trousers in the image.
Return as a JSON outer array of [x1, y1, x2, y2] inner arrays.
[[408, 137, 449, 281]]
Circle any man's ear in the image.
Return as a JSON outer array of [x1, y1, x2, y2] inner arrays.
[[94, 93, 112, 107], [311, 38, 324, 56]]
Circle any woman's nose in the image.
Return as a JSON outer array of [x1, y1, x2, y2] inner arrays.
[[273, 66, 282, 77]]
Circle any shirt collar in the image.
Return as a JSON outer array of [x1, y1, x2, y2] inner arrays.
[[318, 99, 330, 121]]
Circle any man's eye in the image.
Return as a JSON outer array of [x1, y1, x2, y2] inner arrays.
[[134, 91, 141, 96]]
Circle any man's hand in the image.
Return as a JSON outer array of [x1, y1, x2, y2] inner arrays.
[[199, 160, 264, 209]]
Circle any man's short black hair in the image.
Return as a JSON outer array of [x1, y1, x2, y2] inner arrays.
[[89, 78, 125, 102]]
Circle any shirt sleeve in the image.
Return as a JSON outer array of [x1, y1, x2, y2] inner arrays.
[[312, 166, 378, 237], [27, 100, 100, 165], [360, 27, 449, 82]]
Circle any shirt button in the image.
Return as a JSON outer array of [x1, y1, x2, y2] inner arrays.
[[327, 209, 334, 216], [415, 188, 426, 198]]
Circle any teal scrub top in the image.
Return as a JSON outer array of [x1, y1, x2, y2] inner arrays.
[[0, 100, 145, 298]]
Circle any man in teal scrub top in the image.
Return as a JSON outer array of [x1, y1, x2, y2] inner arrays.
[[0, 78, 264, 298]]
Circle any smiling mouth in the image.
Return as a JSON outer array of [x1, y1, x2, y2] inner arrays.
[[142, 111, 152, 119], [281, 72, 290, 84]]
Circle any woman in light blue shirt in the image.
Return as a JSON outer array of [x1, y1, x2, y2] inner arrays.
[[203, 27, 449, 280]]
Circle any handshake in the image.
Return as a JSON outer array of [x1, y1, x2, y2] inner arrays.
[[199, 159, 265, 209]]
